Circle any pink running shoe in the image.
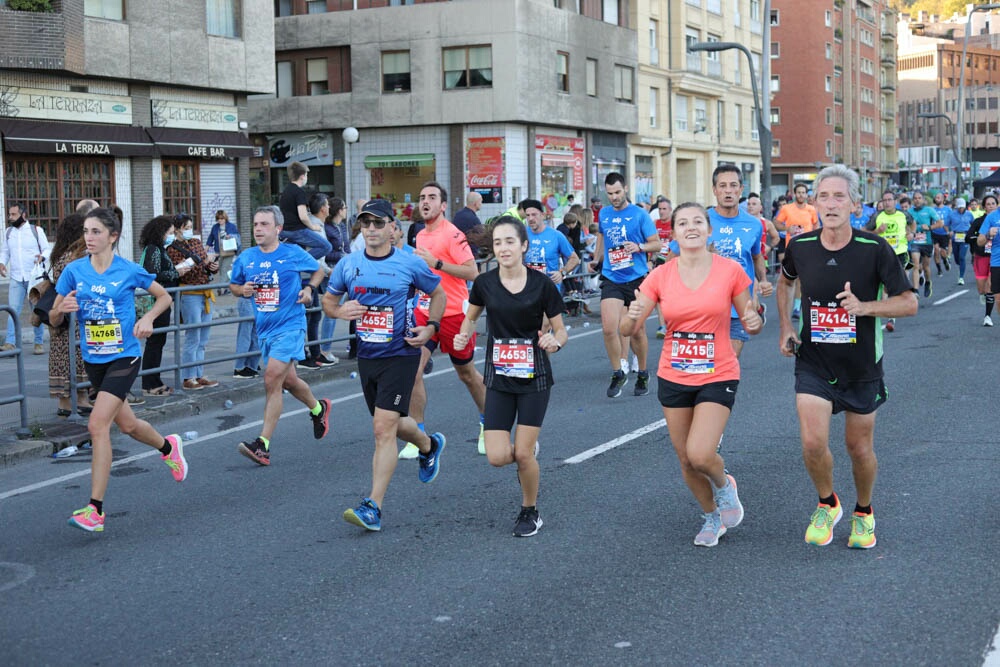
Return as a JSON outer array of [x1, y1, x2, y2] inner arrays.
[[161, 434, 188, 482], [68, 504, 105, 532]]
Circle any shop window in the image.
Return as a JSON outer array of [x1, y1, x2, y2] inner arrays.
[[307, 58, 329, 95], [85, 0, 124, 20], [586, 58, 598, 97], [443, 46, 493, 89], [382, 51, 411, 93], [3, 157, 114, 239], [614, 65, 634, 103], [207, 0, 241, 38], [162, 161, 202, 230], [557, 52, 570, 92]]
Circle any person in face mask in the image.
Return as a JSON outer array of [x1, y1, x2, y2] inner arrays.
[[137, 216, 182, 396], [166, 214, 220, 391]]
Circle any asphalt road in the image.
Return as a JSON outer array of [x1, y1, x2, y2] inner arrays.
[[1, 273, 998, 666]]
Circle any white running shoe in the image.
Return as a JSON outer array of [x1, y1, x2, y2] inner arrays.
[[985, 316, 994, 327]]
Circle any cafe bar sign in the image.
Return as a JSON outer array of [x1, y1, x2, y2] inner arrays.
[[0, 85, 132, 125], [151, 99, 239, 132]]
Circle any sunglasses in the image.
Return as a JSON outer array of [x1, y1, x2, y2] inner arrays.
[[359, 218, 388, 229]]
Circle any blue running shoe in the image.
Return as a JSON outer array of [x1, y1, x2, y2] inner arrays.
[[343, 497, 381, 531], [418, 432, 446, 483]]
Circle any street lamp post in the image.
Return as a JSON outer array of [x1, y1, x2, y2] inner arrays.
[[956, 3, 1000, 196], [342, 126, 360, 211], [918, 112, 962, 193], [688, 41, 771, 202]]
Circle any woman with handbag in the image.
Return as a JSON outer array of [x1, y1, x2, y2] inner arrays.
[[43, 213, 94, 416], [138, 216, 182, 396], [206, 209, 241, 291], [166, 214, 220, 390]]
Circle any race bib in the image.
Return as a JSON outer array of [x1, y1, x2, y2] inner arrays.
[[358, 305, 394, 343], [914, 231, 928, 244], [810, 303, 856, 344], [608, 244, 633, 271], [885, 234, 899, 248], [526, 262, 548, 273], [492, 338, 535, 378], [954, 232, 966, 243], [254, 283, 279, 312], [416, 291, 431, 313], [84, 318, 124, 356], [788, 225, 804, 238], [670, 331, 715, 374]]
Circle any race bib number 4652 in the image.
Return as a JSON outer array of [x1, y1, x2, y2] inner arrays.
[[358, 305, 394, 343]]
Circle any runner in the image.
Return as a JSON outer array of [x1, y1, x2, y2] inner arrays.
[[778, 165, 917, 549], [229, 206, 333, 466], [976, 194, 1000, 329], [622, 202, 761, 547], [652, 196, 673, 339], [867, 190, 913, 332], [408, 181, 488, 454], [949, 198, 973, 285], [522, 198, 580, 293], [322, 199, 447, 531], [51, 208, 187, 532], [452, 216, 567, 537], [774, 183, 819, 319], [969, 194, 998, 325], [931, 192, 952, 275], [587, 172, 660, 398], [746, 192, 780, 325]]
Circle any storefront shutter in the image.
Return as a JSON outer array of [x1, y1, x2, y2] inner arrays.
[[198, 162, 236, 237]]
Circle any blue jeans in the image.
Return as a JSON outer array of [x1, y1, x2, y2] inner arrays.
[[235, 296, 260, 371], [953, 241, 968, 279], [180, 293, 212, 380], [320, 314, 337, 353], [279, 228, 332, 260], [5, 278, 44, 345]]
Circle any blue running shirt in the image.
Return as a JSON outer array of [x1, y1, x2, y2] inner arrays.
[[526, 226, 575, 291], [56, 255, 155, 363], [230, 243, 319, 338], [980, 210, 1000, 266], [328, 247, 441, 359], [598, 203, 657, 283]]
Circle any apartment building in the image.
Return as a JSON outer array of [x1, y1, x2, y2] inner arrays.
[[896, 10, 1000, 191], [248, 0, 638, 221], [769, 0, 897, 201], [0, 0, 272, 255], [633, 0, 765, 206]]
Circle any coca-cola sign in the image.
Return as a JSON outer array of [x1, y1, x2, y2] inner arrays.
[[467, 137, 505, 188]]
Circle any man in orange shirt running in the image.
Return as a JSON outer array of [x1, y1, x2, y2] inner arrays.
[[402, 181, 488, 458], [774, 182, 819, 318]]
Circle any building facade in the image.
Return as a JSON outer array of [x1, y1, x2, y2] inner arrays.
[[248, 0, 639, 222], [769, 0, 897, 202], [0, 0, 273, 256], [631, 0, 765, 206]]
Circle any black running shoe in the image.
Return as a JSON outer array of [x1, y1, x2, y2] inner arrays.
[[923, 280, 932, 298], [297, 358, 321, 370], [606, 370, 628, 398], [233, 367, 258, 379], [513, 507, 543, 537], [238, 437, 270, 466], [312, 398, 332, 439], [634, 371, 650, 396]]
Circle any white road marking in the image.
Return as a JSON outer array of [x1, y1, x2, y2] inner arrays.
[[564, 419, 666, 464], [933, 289, 968, 305], [1, 326, 610, 501], [984, 623, 1000, 667]]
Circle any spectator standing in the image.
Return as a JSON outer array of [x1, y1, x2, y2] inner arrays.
[[453, 191, 485, 258], [319, 197, 350, 363], [206, 209, 241, 285], [1, 202, 48, 353], [138, 216, 181, 396], [278, 161, 332, 260]]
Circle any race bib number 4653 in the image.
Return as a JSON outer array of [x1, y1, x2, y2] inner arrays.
[[493, 338, 535, 378]]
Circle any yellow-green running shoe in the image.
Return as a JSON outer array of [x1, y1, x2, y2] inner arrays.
[[477, 423, 485, 455], [847, 511, 876, 549], [805, 497, 843, 546], [398, 442, 420, 460]]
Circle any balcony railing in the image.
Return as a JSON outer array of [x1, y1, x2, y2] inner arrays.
[[686, 52, 702, 73]]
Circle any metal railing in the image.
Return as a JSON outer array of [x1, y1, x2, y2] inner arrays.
[[0, 305, 31, 437]]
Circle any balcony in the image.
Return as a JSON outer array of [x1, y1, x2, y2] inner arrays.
[[686, 52, 702, 73], [881, 24, 895, 39], [882, 133, 896, 146], [881, 54, 896, 66], [880, 81, 896, 91], [707, 60, 722, 78], [881, 108, 895, 119]]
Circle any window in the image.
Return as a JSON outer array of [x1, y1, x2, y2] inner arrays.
[[614, 65, 634, 103], [825, 10, 832, 27], [307, 58, 328, 95], [443, 46, 492, 89], [85, 0, 124, 20], [770, 42, 779, 58], [276, 61, 294, 98], [826, 108, 832, 124], [557, 52, 570, 92], [825, 140, 833, 157], [717, 100, 725, 137], [750, 0, 760, 21], [650, 87, 659, 127], [207, 0, 240, 38], [162, 161, 201, 229], [770, 108, 780, 124], [649, 20, 659, 66], [686, 28, 701, 72], [706, 34, 721, 76], [770, 75, 780, 93], [586, 58, 598, 97], [676, 95, 689, 131], [770, 9, 779, 26], [825, 76, 832, 92], [694, 98, 708, 131], [772, 139, 780, 157], [306, 0, 326, 13], [602, 0, 619, 25], [734, 103, 743, 138], [275, 0, 292, 16], [382, 51, 411, 92], [3, 157, 115, 238], [826, 43, 833, 59], [733, 0, 741, 26]]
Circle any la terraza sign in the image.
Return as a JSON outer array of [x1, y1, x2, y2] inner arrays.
[[55, 142, 112, 155]]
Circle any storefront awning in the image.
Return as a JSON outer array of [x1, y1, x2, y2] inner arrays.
[[364, 153, 435, 169], [0, 118, 156, 157], [541, 153, 575, 167], [146, 127, 252, 159]]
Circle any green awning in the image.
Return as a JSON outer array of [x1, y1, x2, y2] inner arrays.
[[364, 153, 435, 169]]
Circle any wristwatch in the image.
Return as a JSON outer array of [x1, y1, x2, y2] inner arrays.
[[427, 320, 441, 332], [435, 259, 444, 270]]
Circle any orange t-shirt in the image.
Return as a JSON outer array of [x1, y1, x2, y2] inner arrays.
[[416, 218, 474, 318], [639, 255, 751, 385], [776, 203, 819, 238]]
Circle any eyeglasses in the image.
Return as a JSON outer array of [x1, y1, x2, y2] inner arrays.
[[359, 218, 388, 229]]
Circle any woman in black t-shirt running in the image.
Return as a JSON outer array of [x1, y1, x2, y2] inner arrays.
[[454, 216, 568, 537]]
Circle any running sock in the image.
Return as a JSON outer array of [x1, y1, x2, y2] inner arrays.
[[259, 436, 270, 448], [820, 493, 838, 507], [522, 505, 536, 512], [159, 439, 172, 456], [479, 413, 485, 425], [90, 498, 104, 514], [987, 295, 995, 317], [854, 503, 872, 515], [310, 401, 322, 416], [935, 262, 942, 274], [417, 422, 426, 433]]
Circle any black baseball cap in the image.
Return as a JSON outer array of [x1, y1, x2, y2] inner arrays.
[[359, 199, 395, 220]]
